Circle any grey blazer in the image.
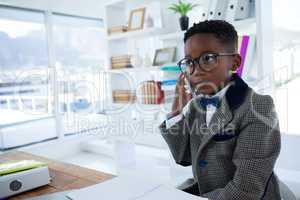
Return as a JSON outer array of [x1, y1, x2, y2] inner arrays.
[[160, 74, 281, 200]]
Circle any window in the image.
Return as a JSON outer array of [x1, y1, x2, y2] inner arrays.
[[273, 0, 300, 135], [0, 7, 56, 149], [0, 6, 105, 150], [52, 14, 107, 136]]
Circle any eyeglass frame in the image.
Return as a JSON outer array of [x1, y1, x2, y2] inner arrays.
[[177, 52, 239, 74]]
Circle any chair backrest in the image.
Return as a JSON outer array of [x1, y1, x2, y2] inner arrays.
[[279, 180, 297, 200]]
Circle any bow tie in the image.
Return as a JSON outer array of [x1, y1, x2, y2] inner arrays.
[[198, 97, 221, 109]]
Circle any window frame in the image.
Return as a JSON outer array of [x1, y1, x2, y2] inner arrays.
[[0, 4, 105, 150]]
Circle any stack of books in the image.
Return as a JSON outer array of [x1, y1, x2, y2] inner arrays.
[[138, 81, 164, 104], [161, 80, 177, 104], [112, 90, 136, 103], [107, 25, 128, 35], [111, 55, 132, 69], [159, 65, 180, 104]]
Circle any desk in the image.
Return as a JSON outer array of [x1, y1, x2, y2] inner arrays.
[[0, 151, 113, 200]]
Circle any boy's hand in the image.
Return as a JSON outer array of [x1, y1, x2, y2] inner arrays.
[[170, 73, 192, 117]]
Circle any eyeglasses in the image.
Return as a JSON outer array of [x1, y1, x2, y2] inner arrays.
[[177, 52, 237, 75]]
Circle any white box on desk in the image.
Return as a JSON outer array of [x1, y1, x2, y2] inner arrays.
[[0, 166, 50, 199]]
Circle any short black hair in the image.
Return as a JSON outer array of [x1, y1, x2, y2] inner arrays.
[[184, 20, 238, 52]]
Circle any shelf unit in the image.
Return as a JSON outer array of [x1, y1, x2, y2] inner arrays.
[[102, 0, 266, 105], [104, 1, 261, 106], [98, 0, 274, 147], [103, 0, 180, 116], [104, 0, 178, 65]]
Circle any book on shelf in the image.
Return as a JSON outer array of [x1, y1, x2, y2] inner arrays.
[[108, 25, 128, 35], [111, 55, 132, 69], [150, 81, 155, 104], [160, 65, 180, 72], [111, 63, 132, 69], [138, 81, 164, 105], [237, 34, 256, 77], [161, 79, 177, 104], [112, 90, 136, 103], [111, 59, 131, 63], [161, 79, 177, 86], [111, 56, 131, 62]]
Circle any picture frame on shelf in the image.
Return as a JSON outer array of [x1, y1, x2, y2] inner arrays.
[[153, 47, 177, 66], [128, 7, 146, 31]]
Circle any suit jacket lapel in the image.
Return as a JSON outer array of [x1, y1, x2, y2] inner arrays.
[[208, 97, 233, 133], [194, 73, 249, 159], [188, 98, 207, 135], [196, 97, 233, 155]]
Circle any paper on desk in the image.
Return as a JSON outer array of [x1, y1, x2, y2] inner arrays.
[[66, 174, 162, 200], [137, 185, 208, 200], [66, 174, 208, 200]]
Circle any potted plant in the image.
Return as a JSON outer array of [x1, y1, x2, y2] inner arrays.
[[168, 0, 198, 31]]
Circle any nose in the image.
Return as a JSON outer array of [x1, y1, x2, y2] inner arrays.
[[192, 63, 207, 76]]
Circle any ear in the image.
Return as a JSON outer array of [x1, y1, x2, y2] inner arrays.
[[231, 54, 242, 72]]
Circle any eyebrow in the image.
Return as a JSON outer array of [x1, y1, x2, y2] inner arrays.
[[185, 51, 217, 59]]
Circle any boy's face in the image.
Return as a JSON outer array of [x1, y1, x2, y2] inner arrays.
[[184, 33, 241, 95]]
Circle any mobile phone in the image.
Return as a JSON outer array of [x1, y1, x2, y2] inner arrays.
[[183, 72, 197, 98]]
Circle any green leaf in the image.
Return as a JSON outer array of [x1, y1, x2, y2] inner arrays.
[[187, 4, 192, 10], [168, 0, 198, 16], [168, 7, 178, 13], [180, 6, 185, 15], [168, 4, 181, 13], [170, 3, 179, 9], [183, 4, 190, 15]]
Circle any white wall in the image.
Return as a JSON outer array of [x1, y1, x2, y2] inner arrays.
[[0, 0, 110, 18]]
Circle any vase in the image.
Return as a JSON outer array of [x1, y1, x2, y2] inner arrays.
[[179, 16, 189, 31]]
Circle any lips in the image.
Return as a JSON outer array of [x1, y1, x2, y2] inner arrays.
[[194, 80, 219, 93], [192, 80, 211, 87]]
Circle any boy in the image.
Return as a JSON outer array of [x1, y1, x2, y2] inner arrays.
[[159, 20, 281, 200]]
